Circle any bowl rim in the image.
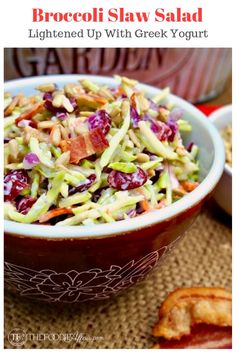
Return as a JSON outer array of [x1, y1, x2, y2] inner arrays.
[[4, 74, 225, 238], [208, 104, 232, 176]]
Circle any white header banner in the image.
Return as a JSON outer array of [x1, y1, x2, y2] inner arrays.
[[1, 0, 234, 47]]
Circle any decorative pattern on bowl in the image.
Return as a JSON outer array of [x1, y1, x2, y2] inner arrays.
[[5, 237, 180, 303]]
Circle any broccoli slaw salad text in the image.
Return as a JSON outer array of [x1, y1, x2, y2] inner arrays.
[[4, 76, 199, 226]]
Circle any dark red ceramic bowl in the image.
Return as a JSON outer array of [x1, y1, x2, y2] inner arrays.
[[4, 75, 225, 303]]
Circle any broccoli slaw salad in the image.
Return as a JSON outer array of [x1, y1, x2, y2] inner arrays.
[[4, 76, 199, 226]]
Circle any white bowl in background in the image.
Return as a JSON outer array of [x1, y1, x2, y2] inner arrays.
[[209, 105, 232, 215]]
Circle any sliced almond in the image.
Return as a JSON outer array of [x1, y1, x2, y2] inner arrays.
[[76, 94, 108, 109], [64, 83, 84, 97], [79, 111, 94, 117], [59, 125, 69, 140], [158, 107, 170, 122], [98, 87, 115, 101], [37, 83, 56, 92], [52, 94, 74, 113], [136, 153, 150, 163], [8, 139, 19, 160], [37, 121, 55, 129], [128, 129, 141, 148], [176, 146, 187, 156], [50, 125, 61, 146]]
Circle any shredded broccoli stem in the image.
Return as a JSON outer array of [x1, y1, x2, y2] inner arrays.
[[8, 171, 65, 223], [31, 172, 40, 198], [57, 195, 144, 226], [100, 101, 130, 168], [59, 191, 91, 208], [29, 137, 53, 168], [138, 121, 178, 160]]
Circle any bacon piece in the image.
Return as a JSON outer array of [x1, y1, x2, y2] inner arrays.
[[4, 94, 22, 117], [60, 127, 109, 164], [153, 324, 232, 349], [15, 102, 44, 124], [152, 287, 232, 349], [153, 287, 232, 341]]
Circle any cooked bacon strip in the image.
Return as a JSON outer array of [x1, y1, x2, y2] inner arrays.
[[15, 102, 44, 124], [39, 207, 73, 223], [153, 288, 232, 341], [4, 94, 22, 117], [60, 128, 109, 164], [153, 324, 232, 349]]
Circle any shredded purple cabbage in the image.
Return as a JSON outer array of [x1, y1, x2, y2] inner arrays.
[[143, 114, 172, 141], [169, 108, 184, 121], [166, 119, 178, 142], [23, 153, 40, 170], [87, 110, 111, 135], [130, 106, 141, 128]]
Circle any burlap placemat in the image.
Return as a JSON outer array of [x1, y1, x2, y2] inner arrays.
[[4, 205, 232, 349]]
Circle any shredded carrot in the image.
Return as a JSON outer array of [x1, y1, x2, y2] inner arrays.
[[39, 207, 73, 223], [4, 94, 22, 117], [130, 93, 137, 109], [115, 86, 125, 98], [156, 199, 166, 209], [29, 96, 36, 104], [15, 102, 44, 124], [181, 181, 199, 192], [140, 199, 152, 212]]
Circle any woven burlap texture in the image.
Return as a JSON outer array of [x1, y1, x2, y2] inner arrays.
[[4, 206, 232, 349]]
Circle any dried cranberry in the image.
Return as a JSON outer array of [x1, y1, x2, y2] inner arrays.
[[108, 167, 147, 191], [88, 110, 111, 135], [186, 142, 194, 152], [15, 196, 36, 214], [4, 170, 30, 202], [69, 174, 96, 195], [91, 187, 105, 203], [4, 138, 10, 144], [167, 119, 178, 142]]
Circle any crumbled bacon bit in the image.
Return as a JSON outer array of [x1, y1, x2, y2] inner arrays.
[[60, 128, 109, 164]]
